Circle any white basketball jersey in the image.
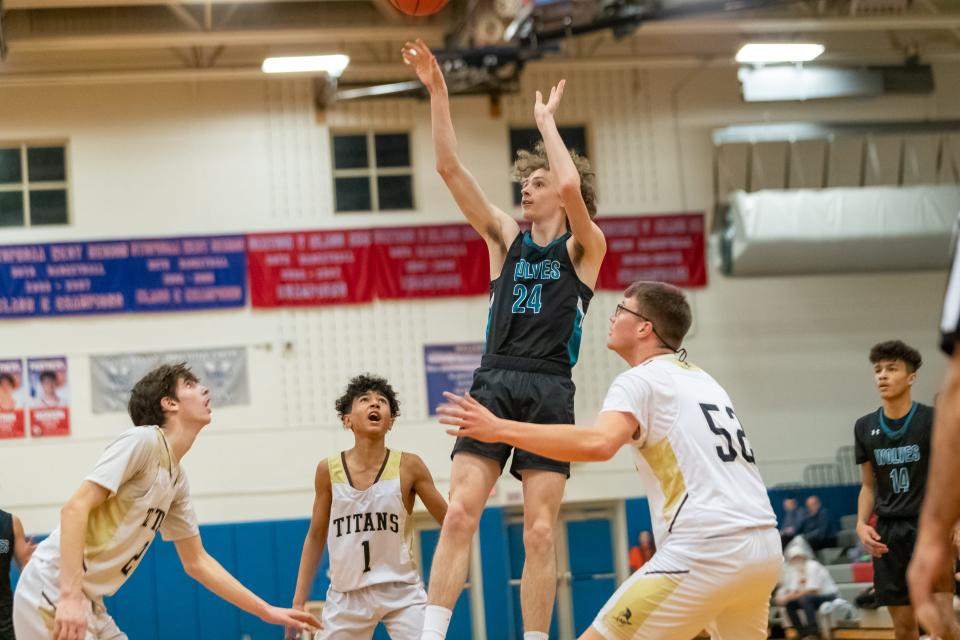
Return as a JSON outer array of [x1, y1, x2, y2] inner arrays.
[[602, 355, 776, 545], [326, 449, 420, 593], [32, 426, 199, 599]]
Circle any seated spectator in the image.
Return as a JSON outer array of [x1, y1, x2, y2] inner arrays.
[[798, 495, 837, 551], [781, 497, 808, 548], [628, 530, 655, 572], [776, 545, 839, 639]]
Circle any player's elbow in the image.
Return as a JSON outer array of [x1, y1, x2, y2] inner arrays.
[[180, 553, 208, 580], [586, 435, 620, 461], [60, 498, 89, 523], [558, 179, 582, 202], [435, 158, 461, 180]]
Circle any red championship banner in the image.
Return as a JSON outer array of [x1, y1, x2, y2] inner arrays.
[[372, 224, 488, 300], [28, 356, 70, 437], [0, 359, 25, 439], [596, 213, 707, 290], [247, 230, 374, 307]]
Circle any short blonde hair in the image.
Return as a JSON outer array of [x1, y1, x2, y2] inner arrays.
[[511, 142, 598, 218]]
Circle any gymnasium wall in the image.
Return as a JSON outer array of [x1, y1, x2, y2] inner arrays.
[[0, 61, 954, 533]]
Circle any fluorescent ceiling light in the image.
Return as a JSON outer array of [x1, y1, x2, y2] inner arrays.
[[262, 54, 350, 76], [736, 43, 824, 64]]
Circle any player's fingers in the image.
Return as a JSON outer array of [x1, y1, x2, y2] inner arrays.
[[441, 391, 468, 406], [435, 402, 464, 416], [437, 416, 459, 427], [293, 610, 321, 627], [445, 428, 462, 437], [535, 90, 542, 104]]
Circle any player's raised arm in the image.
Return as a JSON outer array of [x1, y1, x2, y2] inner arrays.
[[438, 391, 636, 462], [291, 459, 333, 612], [533, 81, 606, 287], [402, 38, 519, 265], [405, 453, 447, 525]]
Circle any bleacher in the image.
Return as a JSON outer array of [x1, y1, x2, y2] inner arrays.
[[771, 448, 903, 640]]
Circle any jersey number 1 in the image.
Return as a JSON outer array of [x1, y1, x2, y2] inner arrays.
[[361, 540, 371, 573]]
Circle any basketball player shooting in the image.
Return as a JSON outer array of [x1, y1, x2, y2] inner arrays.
[[402, 38, 607, 640]]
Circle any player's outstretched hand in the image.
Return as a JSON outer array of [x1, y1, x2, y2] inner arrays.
[[263, 605, 320, 634], [53, 595, 87, 640], [908, 532, 955, 638], [856, 521, 888, 557], [534, 79, 565, 126], [438, 391, 502, 442], [402, 38, 445, 94]]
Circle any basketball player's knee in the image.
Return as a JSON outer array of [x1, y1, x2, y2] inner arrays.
[[522, 521, 555, 557], [443, 500, 481, 540]]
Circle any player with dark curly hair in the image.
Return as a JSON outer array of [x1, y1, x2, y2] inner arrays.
[[854, 341, 958, 640], [289, 374, 447, 640]]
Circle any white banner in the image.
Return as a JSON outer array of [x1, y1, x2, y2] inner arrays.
[[91, 347, 249, 414]]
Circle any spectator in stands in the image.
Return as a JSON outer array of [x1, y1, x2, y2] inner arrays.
[[781, 497, 808, 548], [628, 530, 655, 572], [799, 495, 837, 551], [776, 544, 839, 640]]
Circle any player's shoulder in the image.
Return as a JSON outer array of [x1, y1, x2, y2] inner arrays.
[[398, 450, 429, 474], [111, 425, 163, 455], [914, 402, 935, 428], [854, 410, 878, 429]]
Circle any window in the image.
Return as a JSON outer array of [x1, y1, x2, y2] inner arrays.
[[0, 143, 69, 227], [332, 131, 414, 212], [508, 126, 588, 206]]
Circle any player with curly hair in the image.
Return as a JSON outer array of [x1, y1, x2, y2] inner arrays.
[[402, 38, 607, 640], [289, 374, 447, 640]]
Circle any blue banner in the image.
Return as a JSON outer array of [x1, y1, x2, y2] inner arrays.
[[424, 343, 483, 416], [0, 236, 247, 318]]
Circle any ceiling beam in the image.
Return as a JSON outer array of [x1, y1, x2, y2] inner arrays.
[[0, 63, 403, 85], [5, 0, 322, 8], [636, 15, 960, 34], [6, 25, 444, 52]]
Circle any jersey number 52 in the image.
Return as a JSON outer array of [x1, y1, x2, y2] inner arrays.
[[699, 403, 756, 464]]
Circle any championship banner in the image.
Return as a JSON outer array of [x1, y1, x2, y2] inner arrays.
[[424, 343, 483, 416], [27, 357, 69, 437], [0, 359, 26, 439], [596, 213, 707, 290], [90, 347, 249, 414], [372, 224, 488, 300], [0, 235, 247, 318], [247, 230, 374, 307]]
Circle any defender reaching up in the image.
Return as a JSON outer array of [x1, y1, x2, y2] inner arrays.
[[403, 38, 606, 640]]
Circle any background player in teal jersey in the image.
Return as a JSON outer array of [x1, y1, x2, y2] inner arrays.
[[854, 341, 958, 640], [403, 38, 607, 640]]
